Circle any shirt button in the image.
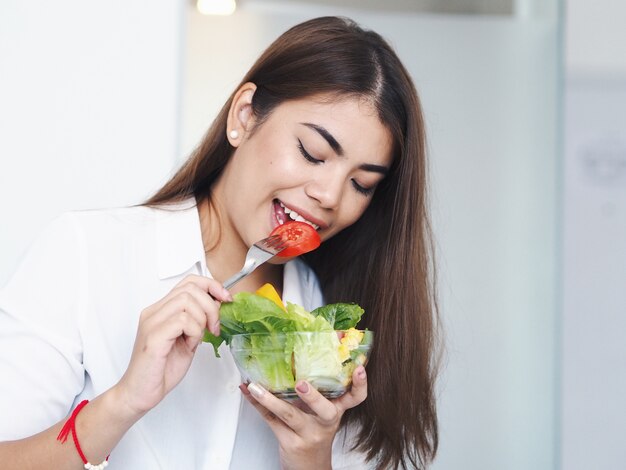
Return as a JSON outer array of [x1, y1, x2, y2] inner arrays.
[[227, 382, 238, 392]]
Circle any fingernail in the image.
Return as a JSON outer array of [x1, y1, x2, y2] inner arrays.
[[357, 367, 366, 381], [212, 319, 221, 336], [248, 382, 266, 399], [296, 381, 309, 394], [222, 287, 233, 302], [239, 384, 250, 395]]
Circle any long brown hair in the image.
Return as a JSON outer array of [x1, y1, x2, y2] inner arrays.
[[147, 16, 440, 469]]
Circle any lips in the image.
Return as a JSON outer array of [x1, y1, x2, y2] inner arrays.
[[273, 199, 321, 230]]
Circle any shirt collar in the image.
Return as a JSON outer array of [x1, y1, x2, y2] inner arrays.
[[156, 199, 207, 280], [154, 199, 315, 307], [282, 260, 304, 306]]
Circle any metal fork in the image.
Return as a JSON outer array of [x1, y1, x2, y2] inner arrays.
[[222, 234, 287, 289]]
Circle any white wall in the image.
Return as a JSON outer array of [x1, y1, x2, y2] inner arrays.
[[184, 4, 560, 469], [0, 0, 183, 287], [562, 83, 626, 470], [561, 1, 626, 469], [0, 2, 565, 467], [565, 0, 626, 78]]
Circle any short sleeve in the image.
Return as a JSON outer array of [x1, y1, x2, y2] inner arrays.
[[0, 213, 86, 440]]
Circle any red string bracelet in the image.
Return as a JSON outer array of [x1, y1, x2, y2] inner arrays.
[[57, 400, 110, 469]]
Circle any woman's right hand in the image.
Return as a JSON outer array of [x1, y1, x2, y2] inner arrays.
[[114, 275, 232, 417]]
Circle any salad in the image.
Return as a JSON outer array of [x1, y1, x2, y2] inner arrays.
[[203, 284, 372, 396]]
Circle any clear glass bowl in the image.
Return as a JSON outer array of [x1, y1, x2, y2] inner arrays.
[[230, 330, 373, 400]]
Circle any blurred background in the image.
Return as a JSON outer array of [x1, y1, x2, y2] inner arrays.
[[1, 1, 624, 468]]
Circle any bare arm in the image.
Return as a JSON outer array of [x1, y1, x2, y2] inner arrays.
[[0, 274, 230, 469], [0, 386, 141, 469]]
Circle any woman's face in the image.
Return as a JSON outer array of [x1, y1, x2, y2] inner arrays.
[[215, 93, 393, 253]]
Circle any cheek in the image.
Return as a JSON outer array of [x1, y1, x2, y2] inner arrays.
[[242, 148, 286, 186], [264, 152, 308, 184], [335, 198, 371, 232]]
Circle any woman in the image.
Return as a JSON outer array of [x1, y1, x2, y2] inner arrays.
[[0, 16, 439, 469]]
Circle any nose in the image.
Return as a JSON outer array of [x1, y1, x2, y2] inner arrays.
[[304, 170, 345, 210]]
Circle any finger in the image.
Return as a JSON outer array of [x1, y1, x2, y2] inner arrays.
[[143, 308, 205, 354], [178, 314, 206, 350], [148, 275, 233, 315], [144, 283, 223, 336], [293, 381, 339, 424], [175, 274, 233, 302], [140, 302, 207, 353], [144, 293, 207, 331], [245, 382, 309, 435], [170, 313, 204, 351], [170, 283, 223, 335], [173, 273, 211, 290], [169, 278, 232, 335], [239, 384, 295, 441], [334, 366, 368, 413]]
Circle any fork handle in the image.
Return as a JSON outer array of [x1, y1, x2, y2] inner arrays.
[[223, 260, 257, 290], [223, 272, 247, 290]]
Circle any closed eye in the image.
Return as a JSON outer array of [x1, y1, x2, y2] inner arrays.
[[298, 139, 323, 164], [351, 179, 375, 196]]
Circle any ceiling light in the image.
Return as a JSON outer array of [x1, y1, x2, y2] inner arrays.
[[196, 0, 236, 16]]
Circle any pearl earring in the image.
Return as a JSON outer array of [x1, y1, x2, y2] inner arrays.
[[229, 129, 239, 139]]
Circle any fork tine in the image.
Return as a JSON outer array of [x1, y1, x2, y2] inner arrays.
[[260, 235, 285, 250], [223, 234, 288, 289], [264, 234, 281, 245], [273, 239, 288, 251]]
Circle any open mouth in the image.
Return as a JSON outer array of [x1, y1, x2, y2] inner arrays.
[[273, 200, 320, 231]]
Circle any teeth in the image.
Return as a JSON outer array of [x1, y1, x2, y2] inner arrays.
[[279, 201, 320, 230]]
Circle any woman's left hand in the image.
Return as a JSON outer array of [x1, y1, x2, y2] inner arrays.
[[240, 365, 368, 470]]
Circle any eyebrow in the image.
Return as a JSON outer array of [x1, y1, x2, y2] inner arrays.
[[300, 122, 390, 176], [360, 163, 389, 176], [301, 122, 343, 156]]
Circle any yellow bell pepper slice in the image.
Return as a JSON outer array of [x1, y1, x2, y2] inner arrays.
[[255, 283, 286, 311]]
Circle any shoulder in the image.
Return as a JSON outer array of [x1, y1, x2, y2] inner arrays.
[[65, 204, 160, 231], [2, 204, 162, 287], [58, 199, 197, 241]]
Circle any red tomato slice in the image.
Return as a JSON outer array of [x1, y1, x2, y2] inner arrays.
[[270, 221, 321, 257]]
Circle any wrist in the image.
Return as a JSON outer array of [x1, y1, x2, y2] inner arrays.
[[105, 383, 148, 426], [281, 462, 332, 470], [279, 450, 332, 470]]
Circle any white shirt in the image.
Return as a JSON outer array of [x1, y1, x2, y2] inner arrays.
[[0, 201, 371, 469]]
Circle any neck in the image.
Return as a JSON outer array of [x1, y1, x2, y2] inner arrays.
[[198, 196, 284, 295]]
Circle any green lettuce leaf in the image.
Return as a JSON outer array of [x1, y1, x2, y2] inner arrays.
[[293, 332, 342, 388], [311, 303, 364, 330], [203, 292, 367, 392], [203, 292, 287, 355], [233, 333, 296, 390], [203, 293, 364, 360]]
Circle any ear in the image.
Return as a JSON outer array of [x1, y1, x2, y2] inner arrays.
[[226, 82, 257, 147]]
